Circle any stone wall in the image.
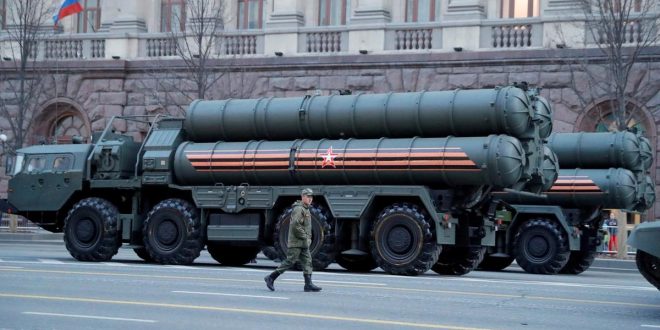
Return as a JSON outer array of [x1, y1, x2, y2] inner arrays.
[[1, 47, 659, 218]]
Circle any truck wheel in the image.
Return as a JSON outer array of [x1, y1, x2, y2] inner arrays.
[[133, 247, 153, 262], [370, 203, 439, 276], [636, 250, 660, 290], [432, 246, 485, 275], [272, 204, 336, 271], [560, 234, 598, 275], [477, 254, 515, 271], [142, 198, 203, 265], [261, 246, 283, 262], [207, 244, 260, 266], [63, 197, 121, 262], [513, 219, 570, 274], [336, 254, 378, 272]]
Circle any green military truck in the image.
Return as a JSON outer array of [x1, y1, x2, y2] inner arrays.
[[5, 86, 555, 276], [482, 131, 655, 275]]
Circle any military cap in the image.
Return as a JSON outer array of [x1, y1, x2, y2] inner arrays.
[[301, 188, 314, 196]]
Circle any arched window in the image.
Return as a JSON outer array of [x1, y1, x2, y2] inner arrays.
[[578, 99, 651, 135], [32, 101, 91, 145], [51, 114, 88, 144], [406, 0, 441, 22]]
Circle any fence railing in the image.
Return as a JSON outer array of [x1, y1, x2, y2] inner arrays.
[[480, 21, 543, 49], [218, 32, 263, 55], [304, 31, 345, 53]]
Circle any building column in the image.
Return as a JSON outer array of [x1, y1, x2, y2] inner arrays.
[[541, 0, 586, 48], [264, 0, 305, 55], [348, 0, 391, 54], [441, 0, 485, 51], [101, 0, 151, 59]]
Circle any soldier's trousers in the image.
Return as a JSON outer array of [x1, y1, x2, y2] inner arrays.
[[275, 247, 313, 275]]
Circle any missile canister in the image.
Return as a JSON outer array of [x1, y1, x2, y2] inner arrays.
[[639, 136, 653, 171], [635, 175, 656, 212], [541, 145, 560, 191], [548, 132, 646, 171], [184, 86, 534, 142], [496, 168, 638, 209], [173, 135, 527, 188], [533, 95, 553, 139]]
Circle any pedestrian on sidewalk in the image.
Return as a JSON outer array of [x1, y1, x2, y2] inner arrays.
[[264, 188, 322, 292]]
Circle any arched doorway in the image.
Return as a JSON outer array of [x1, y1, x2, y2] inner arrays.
[[32, 99, 91, 145]]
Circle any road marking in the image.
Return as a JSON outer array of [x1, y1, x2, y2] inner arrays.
[[173, 290, 289, 300], [37, 259, 64, 264], [102, 262, 127, 267], [446, 277, 656, 291], [6, 293, 484, 330], [281, 279, 387, 286], [642, 325, 660, 328], [0, 266, 23, 270], [23, 311, 156, 323], [0, 268, 657, 309], [589, 267, 637, 272]]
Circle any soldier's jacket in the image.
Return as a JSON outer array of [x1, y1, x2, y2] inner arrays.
[[288, 201, 312, 248]]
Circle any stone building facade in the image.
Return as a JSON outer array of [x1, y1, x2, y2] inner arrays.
[[0, 0, 658, 221]]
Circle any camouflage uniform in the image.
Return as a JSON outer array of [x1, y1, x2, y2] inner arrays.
[[274, 200, 314, 275], [265, 188, 321, 292]]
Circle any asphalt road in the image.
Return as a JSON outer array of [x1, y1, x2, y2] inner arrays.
[[0, 241, 658, 330]]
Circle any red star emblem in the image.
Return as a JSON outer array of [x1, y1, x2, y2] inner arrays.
[[321, 146, 338, 168]]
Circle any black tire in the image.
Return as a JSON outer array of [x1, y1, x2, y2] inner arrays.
[[478, 254, 515, 271], [513, 219, 570, 274], [370, 203, 439, 276], [261, 246, 283, 262], [63, 197, 121, 262], [142, 198, 203, 265], [636, 250, 660, 291], [560, 236, 599, 275], [432, 246, 485, 275], [133, 247, 153, 262], [273, 204, 336, 270], [208, 244, 260, 266], [336, 254, 378, 272]]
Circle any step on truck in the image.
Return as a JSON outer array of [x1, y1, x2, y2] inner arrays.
[[5, 86, 556, 276]]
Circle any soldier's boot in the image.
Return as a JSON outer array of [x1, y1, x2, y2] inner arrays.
[[264, 271, 280, 291], [303, 274, 322, 292]]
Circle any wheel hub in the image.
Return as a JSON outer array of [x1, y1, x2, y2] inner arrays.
[[387, 226, 412, 254], [528, 236, 549, 258], [157, 220, 179, 246], [75, 218, 96, 243]]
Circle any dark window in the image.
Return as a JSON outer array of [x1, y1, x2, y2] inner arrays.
[[77, 0, 102, 33], [406, 0, 441, 22], [24, 157, 46, 173], [0, 0, 5, 30], [161, 0, 186, 32], [52, 156, 72, 171], [603, 0, 643, 13], [238, 0, 264, 29], [319, 0, 348, 26]]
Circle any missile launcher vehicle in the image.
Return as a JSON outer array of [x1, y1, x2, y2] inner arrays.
[[482, 131, 655, 275], [5, 86, 555, 276]]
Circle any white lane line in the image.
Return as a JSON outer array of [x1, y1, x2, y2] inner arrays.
[[37, 259, 64, 264], [589, 267, 637, 272], [23, 312, 156, 323], [173, 290, 289, 300], [166, 265, 194, 269], [0, 266, 24, 269], [102, 262, 127, 267], [280, 279, 386, 286], [641, 325, 660, 328], [444, 277, 656, 291]]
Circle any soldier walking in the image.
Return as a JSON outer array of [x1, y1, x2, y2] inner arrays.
[[265, 188, 322, 292]]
